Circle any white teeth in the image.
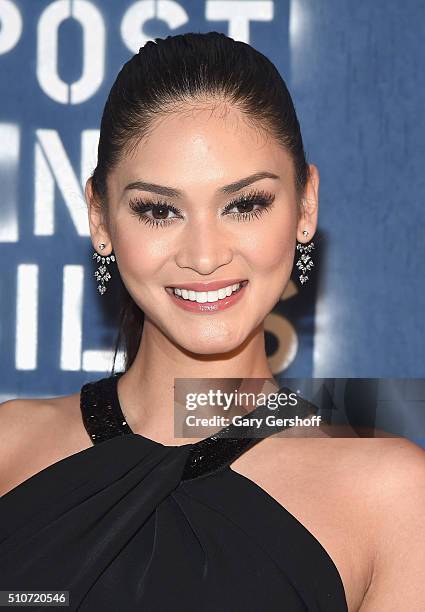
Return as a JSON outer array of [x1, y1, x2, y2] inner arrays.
[[172, 282, 244, 303]]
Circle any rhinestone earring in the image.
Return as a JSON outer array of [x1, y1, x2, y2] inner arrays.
[[295, 230, 315, 285], [92, 243, 115, 295]]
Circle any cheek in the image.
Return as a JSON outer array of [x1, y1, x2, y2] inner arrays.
[[112, 224, 170, 282], [238, 222, 296, 272]]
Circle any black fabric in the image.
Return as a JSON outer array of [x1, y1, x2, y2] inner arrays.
[[0, 374, 348, 611]]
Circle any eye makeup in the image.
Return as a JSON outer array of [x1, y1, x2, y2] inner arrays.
[[128, 188, 276, 228]]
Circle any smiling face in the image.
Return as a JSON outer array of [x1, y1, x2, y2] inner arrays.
[[87, 101, 319, 355]]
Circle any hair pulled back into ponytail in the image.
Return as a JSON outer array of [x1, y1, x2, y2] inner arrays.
[[89, 31, 310, 375]]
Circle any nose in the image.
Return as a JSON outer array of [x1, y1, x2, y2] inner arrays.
[[174, 217, 233, 275]]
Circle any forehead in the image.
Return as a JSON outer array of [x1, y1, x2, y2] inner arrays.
[[109, 102, 294, 199]]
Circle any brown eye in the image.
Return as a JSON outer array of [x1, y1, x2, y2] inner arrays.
[[152, 206, 170, 219], [223, 189, 276, 222], [128, 189, 275, 229], [128, 197, 182, 228], [234, 202, 255, 213]]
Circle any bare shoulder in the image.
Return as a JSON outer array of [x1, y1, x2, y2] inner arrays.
[[359, 435, 425, 480], [338, 436, 425, 501], [0, 392, 92, 497], [231, 434, 424, 612], [357, 437, 425, 610], [319, 437, 425, 611], [292, 435, 425, 512]]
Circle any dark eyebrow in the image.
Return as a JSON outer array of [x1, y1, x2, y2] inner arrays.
[[123, 171, 280, 198]]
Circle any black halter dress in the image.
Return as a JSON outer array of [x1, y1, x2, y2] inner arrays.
[[0, 373, 348, 611]]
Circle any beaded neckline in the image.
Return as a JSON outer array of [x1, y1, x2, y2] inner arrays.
[[80, 372, 319, 480]]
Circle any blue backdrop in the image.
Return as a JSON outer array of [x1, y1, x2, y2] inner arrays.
[[0, 1, 423, 443]]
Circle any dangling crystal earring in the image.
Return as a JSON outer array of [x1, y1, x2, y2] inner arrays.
[[92, 243, 115, 295], [295, 230, 315, 285]]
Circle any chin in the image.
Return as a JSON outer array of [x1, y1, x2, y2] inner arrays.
[[175, 329, 247, 357]]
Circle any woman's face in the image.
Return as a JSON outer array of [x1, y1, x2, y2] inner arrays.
[[89, 102, 318, 355]]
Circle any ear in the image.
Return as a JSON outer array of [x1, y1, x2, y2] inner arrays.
[[296, 163, 319, 243], [85, 176, 113, 254]]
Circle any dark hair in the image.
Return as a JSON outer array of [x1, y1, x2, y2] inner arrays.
[[89, 31, 310, 375]]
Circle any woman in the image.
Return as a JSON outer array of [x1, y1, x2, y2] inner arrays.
[[0, 32, 424, 611]]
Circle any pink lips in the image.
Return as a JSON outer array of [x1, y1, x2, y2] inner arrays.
[[165, 281, 248, 314], [166, 278, 248, 292]]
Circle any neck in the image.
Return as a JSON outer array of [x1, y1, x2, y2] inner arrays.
[[116, 319, 279, 445]]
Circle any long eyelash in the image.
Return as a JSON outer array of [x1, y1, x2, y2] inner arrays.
[[128, 197, 180, 228], [222, 188, 275, 221], [128, 188, 275, 228]]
